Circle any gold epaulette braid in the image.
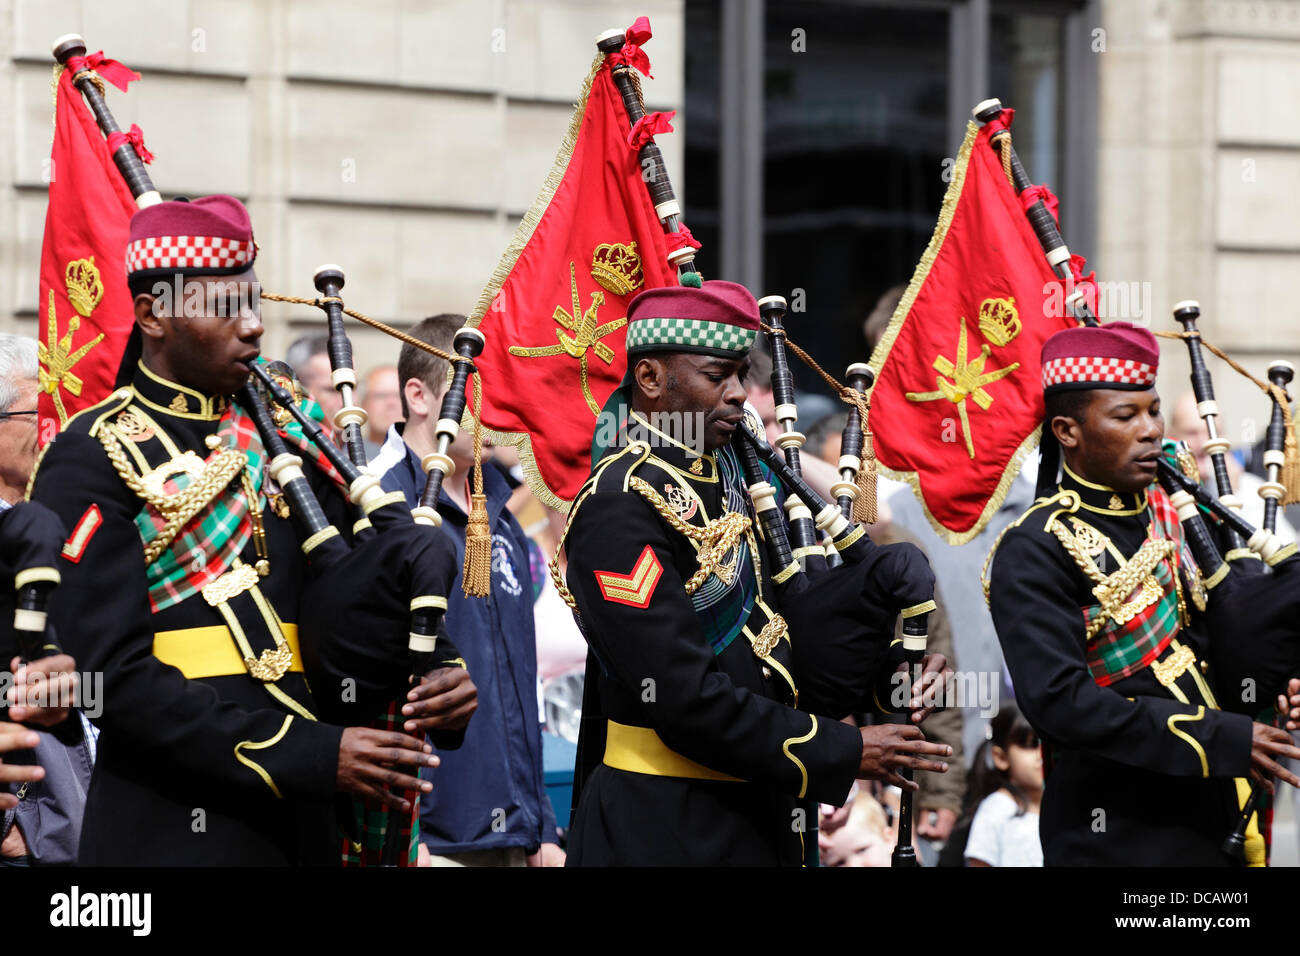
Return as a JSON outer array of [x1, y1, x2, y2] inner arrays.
[[545, 469, 754, 610], [100, 426, 249, 564], [628, 476, 751, 595], [1051, 521, 1179, 639]]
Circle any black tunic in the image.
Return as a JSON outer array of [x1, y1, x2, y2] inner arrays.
[[988, 467, 1253, 866], [562, 422, 865, 866], [30, 364, 350, 865]]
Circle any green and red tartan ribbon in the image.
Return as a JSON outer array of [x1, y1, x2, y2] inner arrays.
[[137, 402, 264, 612], [340, 701, 421, 867], [137, 386, 347, 612], [1080, 485, 1197, 687]]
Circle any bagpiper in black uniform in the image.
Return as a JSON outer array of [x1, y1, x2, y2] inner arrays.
[[559, 280, 949, 866], [986, 321, 1300, 866], [30, 196, 456, 865]]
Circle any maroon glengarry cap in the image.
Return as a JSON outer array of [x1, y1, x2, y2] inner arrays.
[[624, 279, 760, 358], [1041, 321, 1159, 393], [125, 194, 256, 288]]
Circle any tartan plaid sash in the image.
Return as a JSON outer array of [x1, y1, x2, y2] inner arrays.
[[340, 701, 420, 867], [1080, 485, 1198, 687], [687, 446, 758, 657], [136, 388, 347, 613], [137, 403, 264, 612]]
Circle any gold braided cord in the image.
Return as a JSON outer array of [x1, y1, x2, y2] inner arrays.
[[258, 292, 456, 363], [1091, 539, 1175, 619], [1153, 330, 1290, 406], [994, 131, 1014, 185], [1156, 328, 1300, 504], [471, 372, 485, 497], [758, 321, 878, 521], [100, 426, 248, 564], [629, 476, 750, 595], [70, 68, 106, 97], [257, 287, 487, 456]]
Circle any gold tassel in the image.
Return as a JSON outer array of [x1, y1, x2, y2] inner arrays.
[[462, 490, 492, 598], [1283, 408, 1300, 506], [461, 372, 492, 598], [854, 428, 879, 525]]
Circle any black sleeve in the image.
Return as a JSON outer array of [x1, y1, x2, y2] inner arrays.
[[565, 489, 862, 805], [31, 430, 343, 800], [1200, 555, 1300, 714], [426, 619, 470, 752], [989, 525, 1252, 779]]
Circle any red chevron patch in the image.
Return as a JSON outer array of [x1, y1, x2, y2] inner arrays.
[[594, 545, 663, 608], [61, 504, 102, 564]]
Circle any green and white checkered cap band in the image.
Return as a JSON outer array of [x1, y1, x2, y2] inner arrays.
[[626, 316, 757, 357]]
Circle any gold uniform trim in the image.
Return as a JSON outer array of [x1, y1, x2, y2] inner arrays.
[[833, 525, 865, 551], [302, 526, 340, 554], [363, 490, 409, 515], [772, 561, 801, 584], [234, 715, 294, 799], [603, 720, 742, 782], [1203, 562, 1231, 590], [1268, 542, 1298, 566], [1234, 777, 1265, 867], [1225, 548, 1261, 563], [136, 361, 228, 420], [411, 595, 449, 612], [153, 622, 303, 680], [901, 599, 936, 619], [782, 715, 819, 800], [14, 566, 60, 589], [1166, 707, 1210, 777]]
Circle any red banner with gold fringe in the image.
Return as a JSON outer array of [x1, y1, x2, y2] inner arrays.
[[868, 114, 1080, 543], [466, 28, 676, 509], [36, 61, 143, 444]]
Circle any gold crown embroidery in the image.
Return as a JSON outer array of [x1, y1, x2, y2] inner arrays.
[[590, 241, 644, 297]]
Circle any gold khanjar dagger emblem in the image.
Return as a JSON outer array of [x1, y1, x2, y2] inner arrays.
[[508, 244, 641, 415], [904, 298, 1022, 460], [39, 257, 107, 424]]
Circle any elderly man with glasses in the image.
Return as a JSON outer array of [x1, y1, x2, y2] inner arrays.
[[0, 333, 93, 867], [0, 335, 39, 509]]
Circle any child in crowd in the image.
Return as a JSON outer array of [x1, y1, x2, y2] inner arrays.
[[821, 786, 895, 867], [955, 703, 1044, 867]]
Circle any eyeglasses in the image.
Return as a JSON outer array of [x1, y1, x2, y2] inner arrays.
[[0, 409, 37, 421]]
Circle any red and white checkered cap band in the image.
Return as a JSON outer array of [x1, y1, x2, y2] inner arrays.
[[126, 235, 255, 275], [1042, 356, 1156, 389]]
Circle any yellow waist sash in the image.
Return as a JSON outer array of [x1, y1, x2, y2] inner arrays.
[[603, 720, 743, 782], [153, 623, 302, 680]]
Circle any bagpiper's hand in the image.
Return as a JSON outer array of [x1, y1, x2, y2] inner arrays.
[[905, 652, 951, 724], [857, 724, 951, 791], [7, 654, 78, 728], [0, 723, 43, 810], [1249, 721, 1300, 790], [403, 666, 478, 734], [337, 727, 438, 811], [1278, 678, 1300, 731]]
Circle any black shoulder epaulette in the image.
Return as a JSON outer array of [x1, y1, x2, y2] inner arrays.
[[58, 387, 135, 439], [582, 440, 655, 498], [981, 488, 1082, 604]]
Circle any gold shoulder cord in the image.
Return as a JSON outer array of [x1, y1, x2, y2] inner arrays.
[[629, 476, 751, 595], [98, 426, 248, 564]]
